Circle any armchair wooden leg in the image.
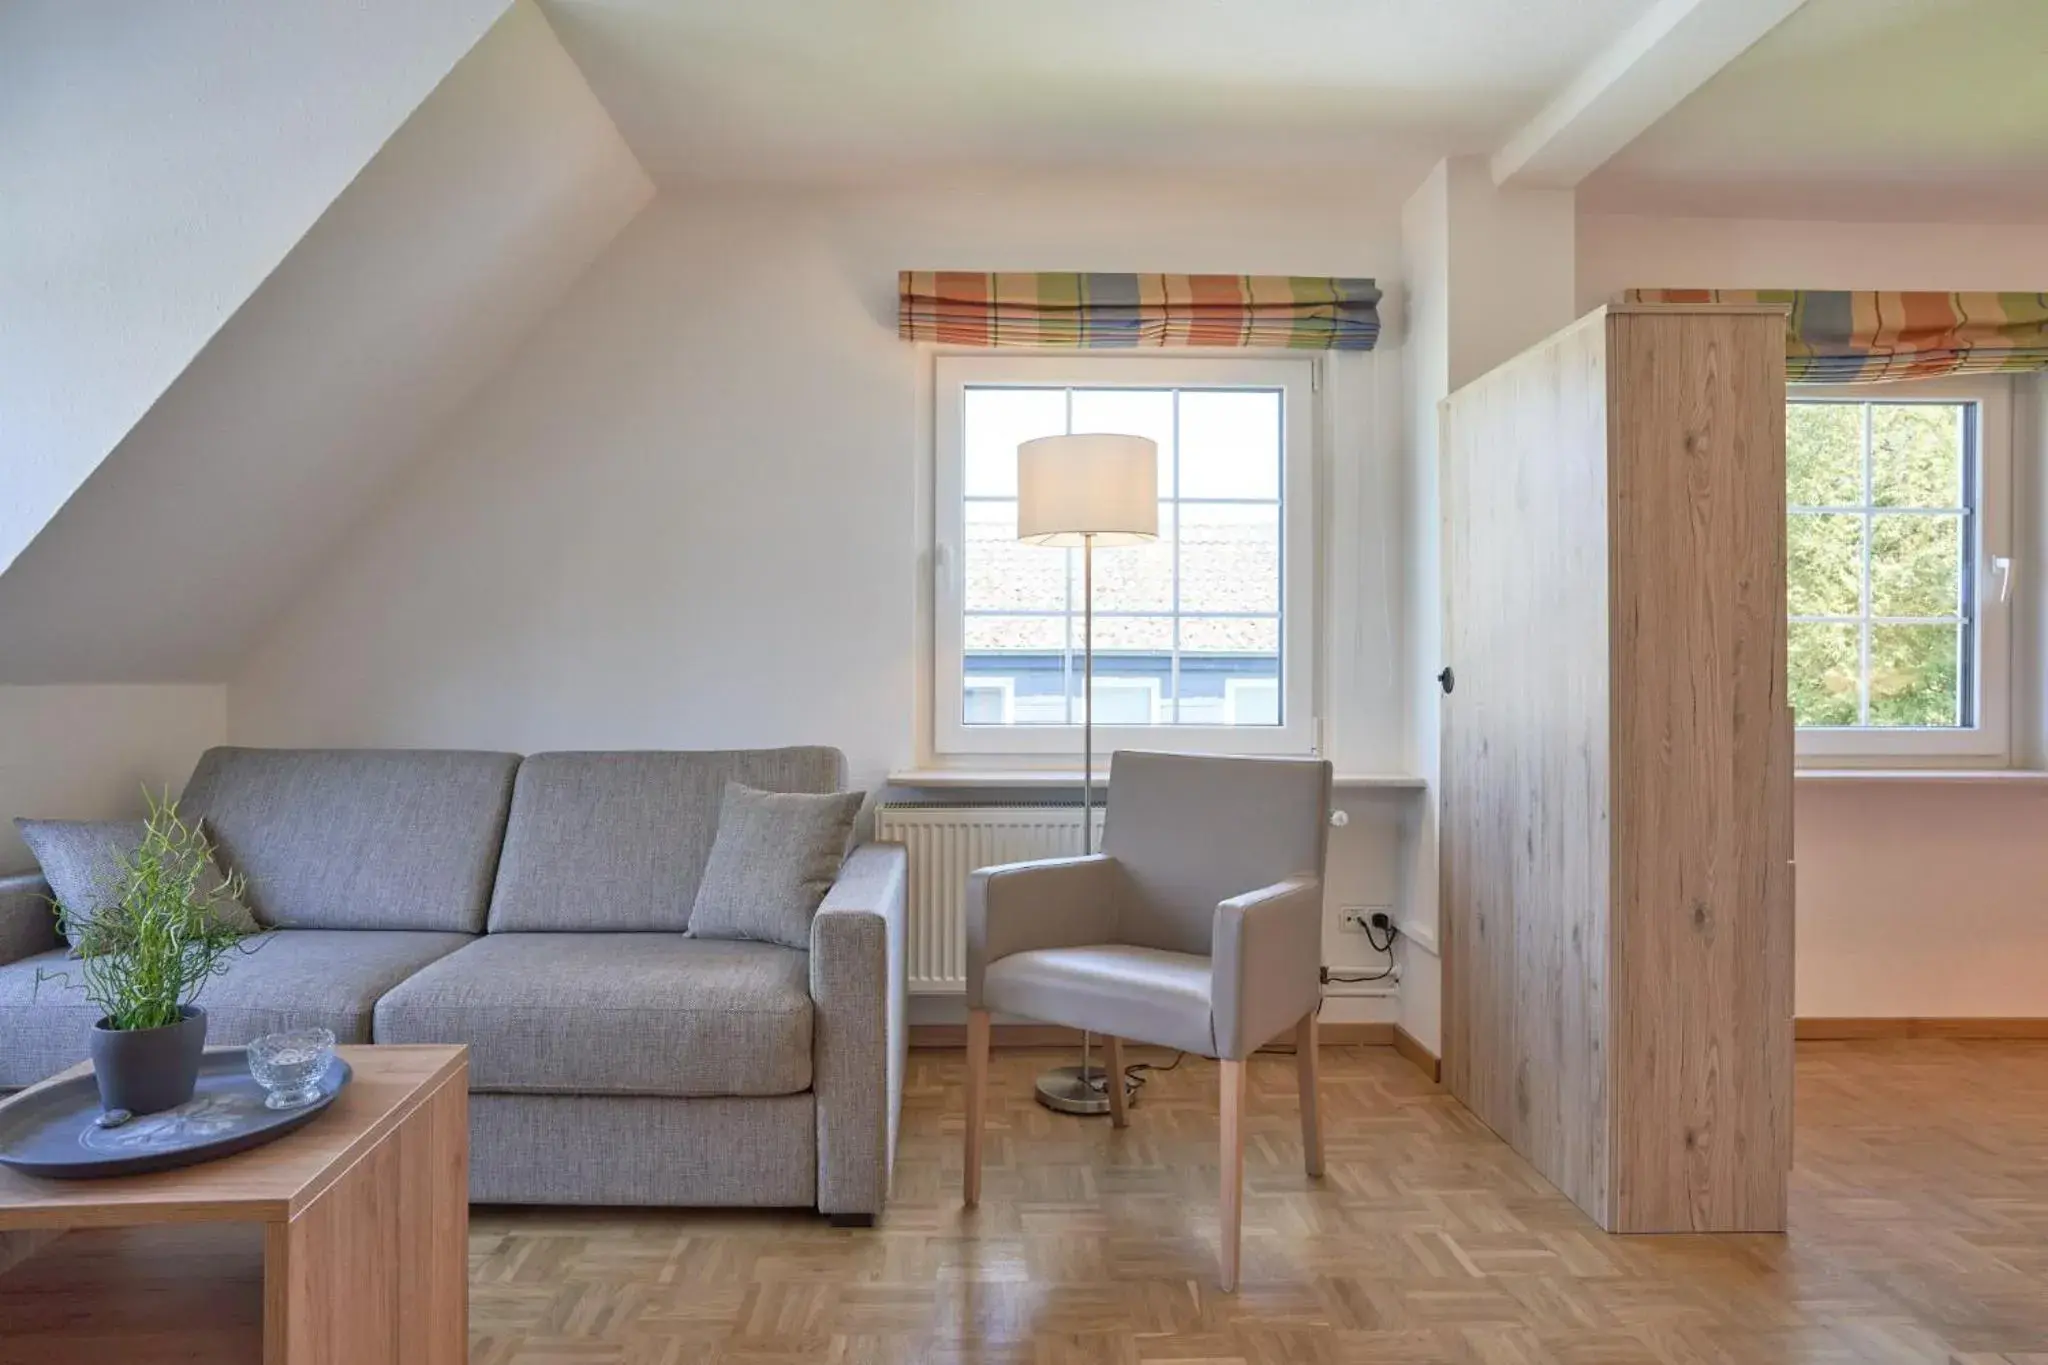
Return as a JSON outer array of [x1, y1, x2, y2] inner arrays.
[[1297, 1010, 1323, 1178], [964, 1008, 990, 1207], [1219, 1057, 1245, 1292], [1104, 1035, 1128, 1128]]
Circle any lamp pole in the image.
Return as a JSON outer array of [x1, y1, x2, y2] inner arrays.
[[1082, 531, 1094, 856], [1013, 433, 1156, 1118]]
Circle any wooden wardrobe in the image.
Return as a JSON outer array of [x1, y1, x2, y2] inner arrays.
[[1440, 303, 1793, 1234]]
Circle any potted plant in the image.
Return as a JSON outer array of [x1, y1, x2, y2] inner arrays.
[[39, 794, 255, 1115]]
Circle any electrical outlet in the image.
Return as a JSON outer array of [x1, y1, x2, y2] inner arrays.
[[1339, 906, 1390, 933]]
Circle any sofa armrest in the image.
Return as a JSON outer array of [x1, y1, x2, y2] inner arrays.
[[1210, 875, 1324, 1060], [0, 873, 58, 967], [966, 853, 1118, 1009], [810, 841, 908, 1220]]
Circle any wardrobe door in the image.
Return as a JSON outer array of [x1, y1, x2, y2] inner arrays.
[[1441, 312, 1615, 1225]]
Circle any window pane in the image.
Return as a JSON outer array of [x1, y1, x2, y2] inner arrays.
[[1067, 618, 1171, 725], [965, 614, 1067, 652], [1869, 514, 1962, 618], [1178, 390, 1280, 499], [1180, 616, 1279, 655], [965, 615, 1068, 726], [1787, 403, 1863, 507], [1788, 621, 1860, 726], [1182, 619, 1279, 726], [1070, 390, 1176, 497], [963, 680, 1012, 725], [1180, 504, 1279, 613], [966, 500, 1067, 613], [1872, 404, 1964, 508], [1869, 623, 1961, 727], [963, 387, 1066, 497], [1083, 504, 1174, 612], [1082, 677, 1164, 724], [1787, 512, 1862, 617], [1225, 675, 1281, 725], [1084, 615, 1174, 652]]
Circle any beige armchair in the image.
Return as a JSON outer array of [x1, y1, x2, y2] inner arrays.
[[962, 750, 1334, 1290]]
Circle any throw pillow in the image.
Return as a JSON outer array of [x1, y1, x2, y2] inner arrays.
[[687, 782, 863, 949], [15, 818, 260, 954]]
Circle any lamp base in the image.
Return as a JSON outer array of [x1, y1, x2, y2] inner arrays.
[[1033, 1063, 1117, 1116]]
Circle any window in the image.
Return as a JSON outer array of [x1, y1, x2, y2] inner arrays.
[[1787, 377, 2010, 762], [935, 355, 1316, 757]]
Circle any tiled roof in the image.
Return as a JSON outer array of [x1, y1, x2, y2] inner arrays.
[[965, 506, 1278, 652]]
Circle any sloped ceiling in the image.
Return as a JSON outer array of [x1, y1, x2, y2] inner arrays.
[[0, 1, 653, 682], [0, 0, 512, 577]]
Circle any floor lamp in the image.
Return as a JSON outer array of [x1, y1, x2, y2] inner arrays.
[[1015, 432, 1159, 1115]]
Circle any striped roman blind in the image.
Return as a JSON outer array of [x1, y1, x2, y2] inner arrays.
[[900, 272, 1381, 350], [1626, 289, 2048, 382]]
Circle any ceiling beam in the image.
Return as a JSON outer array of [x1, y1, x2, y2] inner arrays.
[[1491, 0, 1809, 188]]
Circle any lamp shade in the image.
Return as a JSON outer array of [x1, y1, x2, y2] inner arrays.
[[1016, 433, 1159, 547]]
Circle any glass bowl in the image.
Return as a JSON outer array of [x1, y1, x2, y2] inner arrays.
[[246, 1028, 336, 1109]]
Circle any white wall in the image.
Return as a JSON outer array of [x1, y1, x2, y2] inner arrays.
[[0, 1, 653, 684], [0, 687, 226, 872], [0, 0, 509, 576], [1580, 211, 2048, 1020], [1797, 782, 2048, 1017], [1577, 213, 2048, 308], [1397, 158, 1581, 1052], [229, 173, 1417, 1007]]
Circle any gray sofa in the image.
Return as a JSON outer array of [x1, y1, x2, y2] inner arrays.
[[0, 746, 907, 1222]]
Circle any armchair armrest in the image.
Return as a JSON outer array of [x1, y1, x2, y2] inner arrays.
[[1210, 875, 1323, 1060], [0, 873, 58, 967], [810, 842, 908, 1219], [966, 853, 1119, 1009]]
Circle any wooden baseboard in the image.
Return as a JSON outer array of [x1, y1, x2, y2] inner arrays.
[[908, 1021, 1392, 1050], [1796, 1017, 2048, 1041], [1392, 1025, 1442, 1082]]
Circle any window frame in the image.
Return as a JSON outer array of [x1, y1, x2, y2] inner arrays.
[[933, 353, 1317, 759], [1788, 375, 2012, 765]]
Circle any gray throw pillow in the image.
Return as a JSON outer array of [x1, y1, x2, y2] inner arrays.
[[15, 817, 259, 953], [687, 783, 863, 949]]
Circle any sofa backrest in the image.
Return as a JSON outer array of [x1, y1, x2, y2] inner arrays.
[[486, 748, 847, 933], [180, 747, 521, 933]]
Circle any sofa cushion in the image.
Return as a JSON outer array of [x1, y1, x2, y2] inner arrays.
[[0, 929, 471, 1090], [372, 933, 814, 1097], [16, 817, 258, 952], [687, 783, 863, 949], [486, 748, 846, 933], [180, 747, 521, 933]]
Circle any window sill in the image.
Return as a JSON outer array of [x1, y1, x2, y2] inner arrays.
[[1796, 768, 2048, 785], [886, 767, 1427, 791]]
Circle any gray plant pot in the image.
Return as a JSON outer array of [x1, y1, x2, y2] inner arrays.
[[89, 1006, 208, 1115]]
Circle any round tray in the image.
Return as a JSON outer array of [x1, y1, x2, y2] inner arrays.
[[0, 1047, 351, 1179]]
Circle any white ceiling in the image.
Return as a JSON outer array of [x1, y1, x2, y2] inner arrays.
[[539, 0, 1660, 184], [546, 0, 2048, 222], [1582, 0, 2048, 221]]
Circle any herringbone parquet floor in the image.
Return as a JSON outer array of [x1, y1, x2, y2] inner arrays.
[[470, 1040, 2048, 1364]]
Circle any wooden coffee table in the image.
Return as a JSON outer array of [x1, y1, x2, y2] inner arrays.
[[0, 1044, 468, 1364]]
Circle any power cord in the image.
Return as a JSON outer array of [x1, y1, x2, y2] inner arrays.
[[1085, 1050, 1186, 1106], [1323, 916, 1399, 985]]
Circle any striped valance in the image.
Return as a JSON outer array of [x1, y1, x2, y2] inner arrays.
[[1625, 289, 2048, 383], [900, 272, 1381, 350]]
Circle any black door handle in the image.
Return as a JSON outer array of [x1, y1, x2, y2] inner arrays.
[[1438, 667, 1455, 695]]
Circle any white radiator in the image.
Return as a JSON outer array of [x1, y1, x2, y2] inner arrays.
[[873, 803, 1107, 994]]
